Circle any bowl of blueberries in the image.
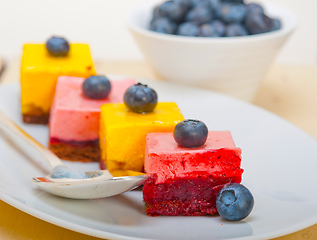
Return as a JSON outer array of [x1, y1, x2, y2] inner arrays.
[[126, 0, 297, 102]]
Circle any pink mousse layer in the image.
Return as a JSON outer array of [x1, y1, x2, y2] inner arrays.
[[145, 131, 242, 184], [49, 76, 135, 141]]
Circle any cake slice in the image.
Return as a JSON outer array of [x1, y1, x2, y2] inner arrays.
[[20, 43, 96, 124], [99, 102, 184, 177], [49, 76, 135, 162], [143, 131, 243, 216]]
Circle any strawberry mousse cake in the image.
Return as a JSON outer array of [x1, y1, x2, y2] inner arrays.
[[49, 76, 135, 162], [143, 131, 243, 216]]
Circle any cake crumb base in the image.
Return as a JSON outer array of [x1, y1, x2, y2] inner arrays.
[[23, 114, 49, 124], [49, 138, 100, 162]]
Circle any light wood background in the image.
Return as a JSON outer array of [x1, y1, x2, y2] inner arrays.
[[0, 61, 317, 239]]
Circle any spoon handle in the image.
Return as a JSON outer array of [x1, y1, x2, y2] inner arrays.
[[0, 110, 64, 169]]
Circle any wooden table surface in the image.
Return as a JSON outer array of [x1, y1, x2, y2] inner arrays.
[[0, 60, 317, 240]]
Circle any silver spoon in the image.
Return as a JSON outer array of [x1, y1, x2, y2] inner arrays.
[[0, 110, 148, 199]]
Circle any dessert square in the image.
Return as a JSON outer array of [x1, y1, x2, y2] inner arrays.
[[99, 102, 184, 177], [143, 131, 243, 216], [20, 43, 96, 124], [49, 76, 136, 162]]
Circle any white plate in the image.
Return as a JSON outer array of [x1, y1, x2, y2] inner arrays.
[[0, 79, 317, 240]]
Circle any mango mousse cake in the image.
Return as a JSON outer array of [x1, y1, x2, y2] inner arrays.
[[49, 76, 135, 162], [99, 83, 184, 177], [143, 120, 244, 216], [20, 36, 96, 124]]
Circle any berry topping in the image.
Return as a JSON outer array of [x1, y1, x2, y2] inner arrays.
[[82, 76, 111, 99], [173, 119, 208, 148], [124, 83, 158, 114], [216, 183, 254, 221], [46, 36, 70, 57]]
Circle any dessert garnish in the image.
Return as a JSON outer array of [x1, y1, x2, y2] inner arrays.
[[173, 119, 208, 148], [124, 83, 158, 114], [46, 36, 70, 57], [216, 183, 254, 221], [82, 75, 112, 99]]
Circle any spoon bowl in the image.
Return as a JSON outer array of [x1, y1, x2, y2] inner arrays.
[[0, 110, 148, 199]]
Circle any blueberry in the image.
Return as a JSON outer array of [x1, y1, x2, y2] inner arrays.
[[177, 22, 200, 36], [158, 1, 174, 17], [209, 0, 220, 11], [200, 23, 220, 37], [216, 183, 254, 221], [270, 18, 281, 31], [211, 19, 226, 36], [167, 2, 188, 22], [153, 6, 162, 19], [222, 0, 244, 3], [173, 119, 208, 148], [246, 3, 264, 15], [46, 36, 70, 57], [82, 76, 111, 100], [245, 13, 273, 35], [225, 23, 248, 37], [150, 17, 177, 34], [174, 0, 193, 11], [219, 3, 247, 24], [185, 6, 213, 25], [191, 0, 212, 8], [124, 83, 158, 114]]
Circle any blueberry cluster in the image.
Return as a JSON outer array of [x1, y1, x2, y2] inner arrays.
[[150, 0, 281, 37]]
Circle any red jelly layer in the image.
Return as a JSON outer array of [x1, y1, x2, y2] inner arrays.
[[143, 170, 243, 216]]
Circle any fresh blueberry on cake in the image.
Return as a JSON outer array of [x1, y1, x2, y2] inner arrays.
[[83, 75, 112, 100], [46, 36, 70, 57], [124, 83, 158, 114], [216, 183, 254, 221], [143, 120, 244, 216], [173, 119, 208, 148]]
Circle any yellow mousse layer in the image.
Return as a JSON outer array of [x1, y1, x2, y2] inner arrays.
[[20, 43, 96, 116], [100, 102, 184, 177]]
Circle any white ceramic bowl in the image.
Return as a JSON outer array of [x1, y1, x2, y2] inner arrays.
[[126, 0, 297, 102]]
